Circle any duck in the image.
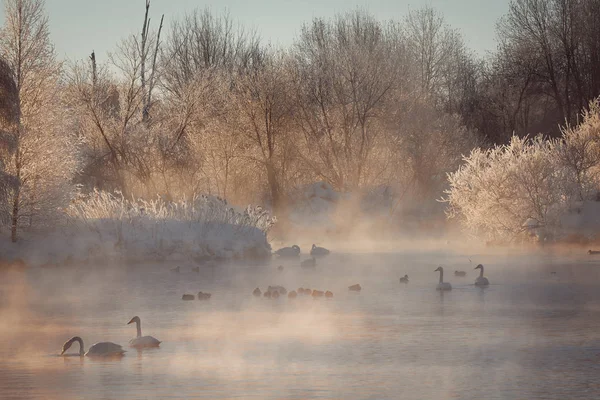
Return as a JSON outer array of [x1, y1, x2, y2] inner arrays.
[[589, 250, 600, 255], [399, 275, 409, 283], [274, 245, 301, 258], [434, 266, 452, 291], [348, 284, 362, 292], [312, 290, 324, 297], [268, 285, 287, 295], [171, 266, 180, 273], [310, 244, 330, 257], [454, 270, 467, 277], [197, 291, 211, 300], [271, 290, 280, 299], [61, 336, 125, 358], [253, 287, 262, 297], [474, 264, 490, 286], [191, 266, 200, 272], [325, 290, 333, 298], [301, 257, 316, 268], [264, 291, 272, 298], [127, 316, 161, 348], [182, 294, 195, 300], [288, 290, 297, 298]]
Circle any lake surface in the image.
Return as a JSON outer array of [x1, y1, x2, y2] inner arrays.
[[2, 249, 600, 399]]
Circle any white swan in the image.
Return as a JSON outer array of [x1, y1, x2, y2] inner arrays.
[[310, 244, 330, 257], [474, 264, 490, 286], [434, 266, 452, 291], [61, 336, 125, 358], [274, 245, 301, 258], [127, 316, 161, 348]]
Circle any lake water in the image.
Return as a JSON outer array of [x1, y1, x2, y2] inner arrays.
[[2, 249, 600, 399]]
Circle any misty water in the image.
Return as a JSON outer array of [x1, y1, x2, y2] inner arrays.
[[2, 249, 600, 399]]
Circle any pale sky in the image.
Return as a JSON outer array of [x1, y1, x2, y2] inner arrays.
[[0, 0, 510, 62]]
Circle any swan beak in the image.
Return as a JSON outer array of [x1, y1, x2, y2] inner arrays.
[[127, 318, 134, 325], [60, 349, 65, 355]]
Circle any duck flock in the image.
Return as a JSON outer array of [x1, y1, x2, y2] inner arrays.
[[58, 243, 491, 358]]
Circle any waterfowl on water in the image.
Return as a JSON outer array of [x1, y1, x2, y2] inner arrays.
[[274, 245, 301, 258], [310, 244, 330, 257], [127, 316, 161, 348], [474, 264, 490, 286], [182, 294, 195, 300], [288, 290, 297, 298], [454, 270, 466, 277], [589, 250, 600, 255], [271, 290, 280, 299], [171, 266, 180, 273], [268, 286, 287, 295], [301, 257, 316, 268], [253, 287, 262, 297], [191, 266, 200, 272], [61, 336, 125, 358], [325, 291, 333, 298], [197, 291, 211, 300], [312, 290, 324, 297], [434, 266, 452, 291], [348, 284, 362, 292], [264, 291, 272, 298], [277, 265, 284, 272], [399, 275, 409, 283]]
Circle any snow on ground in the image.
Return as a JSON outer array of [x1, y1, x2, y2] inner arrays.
[[1, 191, 274, 267]]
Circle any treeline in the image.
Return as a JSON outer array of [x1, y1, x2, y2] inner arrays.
[[0, 0, 599, 242]]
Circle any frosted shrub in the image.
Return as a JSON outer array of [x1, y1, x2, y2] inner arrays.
[[67, 190, 275, 261], [445, 136, 569, 241]]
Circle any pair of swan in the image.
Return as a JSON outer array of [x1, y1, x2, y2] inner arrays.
[[434, 264, 490, 291], [60, 316, 161, 357]]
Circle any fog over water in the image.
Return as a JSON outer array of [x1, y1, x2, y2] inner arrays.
[[2, 243, 600, 399]]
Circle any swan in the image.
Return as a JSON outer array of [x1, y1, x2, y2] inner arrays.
[[310, 244, 330, 257], [127, 316, 161, 348], [434, 267, 452, 291], [399, 275, 409, 283], [274, 245, 301, 258], [301, 257, 316, 268], [454, 270, 466, 277], [474, 264, 490, 286], [61, 336, 125, 358]]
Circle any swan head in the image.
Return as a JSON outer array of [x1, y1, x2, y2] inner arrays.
[[474, 264, 483, 270], [127, 316, 140, 325], [61, 336, 83, 356], [292, 245, 300, 250], [434, 266, 443, 272], [312, 244, 316, 249]]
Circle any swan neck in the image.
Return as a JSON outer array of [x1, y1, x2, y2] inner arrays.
[[75, 337, 85, 355], [479, 266, 484, 278], [439, 269, 443, 283], [136, 319, 142, 337]]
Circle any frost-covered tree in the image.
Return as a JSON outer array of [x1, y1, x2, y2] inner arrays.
[[0, 0, 78, 241]]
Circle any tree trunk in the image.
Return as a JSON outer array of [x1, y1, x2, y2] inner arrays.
[[11, 187, 18, 242]]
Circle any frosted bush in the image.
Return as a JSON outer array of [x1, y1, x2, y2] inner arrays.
[[66, 190, 275, 262]]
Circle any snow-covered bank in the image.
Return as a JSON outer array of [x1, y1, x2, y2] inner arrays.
[[1, 191, 275, 267]]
